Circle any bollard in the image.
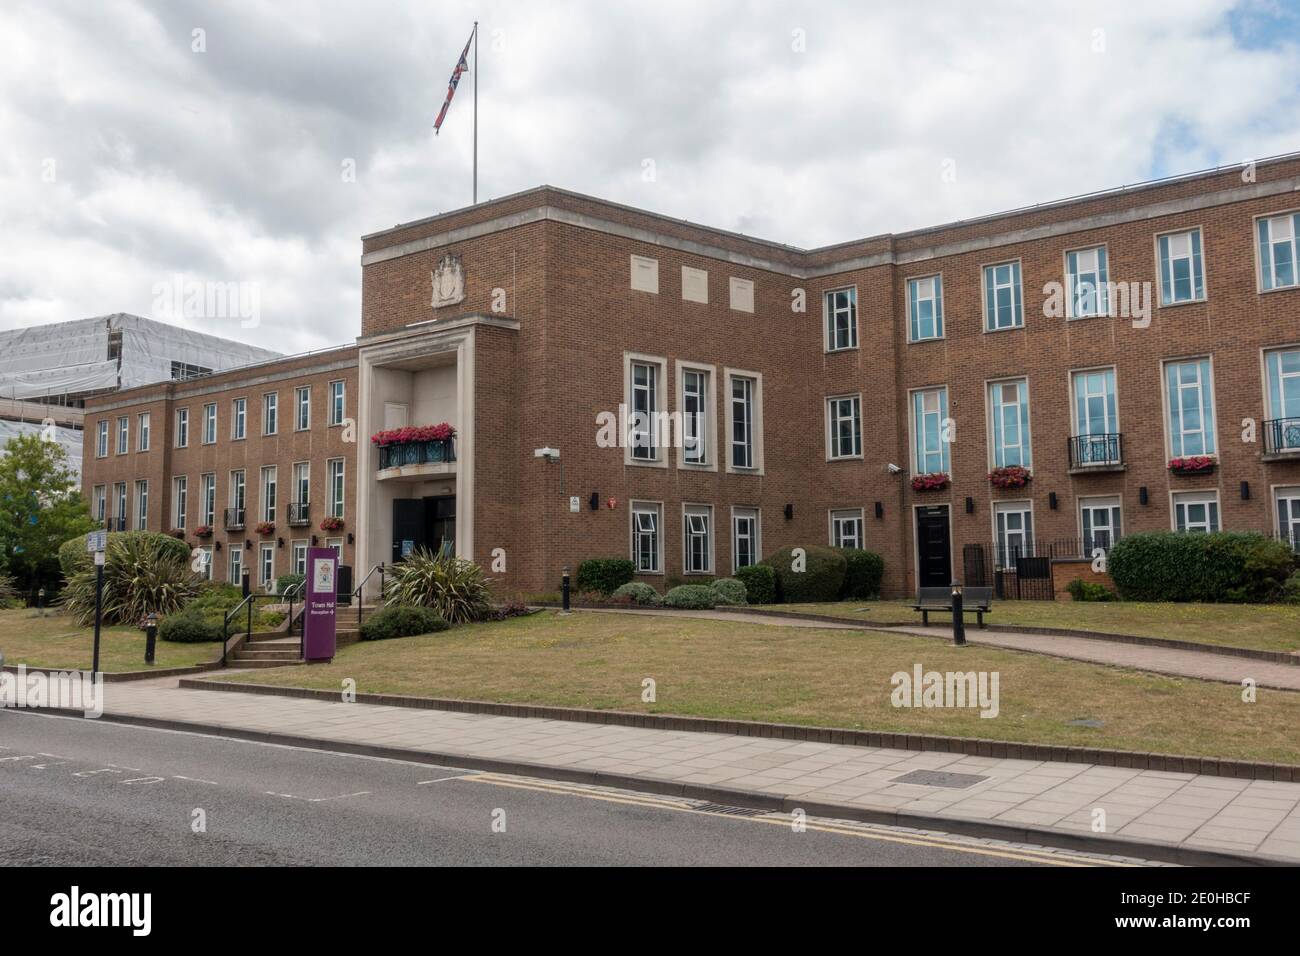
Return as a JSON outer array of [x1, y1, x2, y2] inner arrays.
[[951, 579, 966, 646], [561, 565, 571, 613], [142, 612, 159, 665]]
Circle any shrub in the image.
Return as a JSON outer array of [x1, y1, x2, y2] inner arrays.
[[735, 564, 777, 605], [1282, 571, 1300, 605], [1066, 578, 1117, 602], [159, 608, 224, 643], [359, 605, 449, 641], [760, 545, 846, 603], [663, 584, 717, 609], [666, 574, 714, 590], [274, 573, 306, 596], [837, 549, 885, 600], [0, 572, 18, 604], [59, 530, 190, 579], [710, 577, 748, 606], [1109, 531, 1296, 603], [575, 558, 635, 596], [611, 582, 661, 606], [384, 548, 491, 623], [62, 533, 202, 626], [483, 602, 534, 621]]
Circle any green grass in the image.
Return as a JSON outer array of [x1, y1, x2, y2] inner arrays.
[[0, 608, 219, 673], [213, 609, 1300, 765], [773, 600, 1300, 654]]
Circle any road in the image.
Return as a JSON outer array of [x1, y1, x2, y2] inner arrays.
[[0, 710, 1150, 867]]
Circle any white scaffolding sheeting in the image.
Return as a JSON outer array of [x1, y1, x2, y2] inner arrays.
[[0, 421, 84, 484]]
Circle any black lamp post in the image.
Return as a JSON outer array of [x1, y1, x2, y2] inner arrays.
[[141, 612, 159, 664], [561, 565, 571, 613], [951, 579, 966, 646]]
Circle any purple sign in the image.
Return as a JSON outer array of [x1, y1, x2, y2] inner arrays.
[[303, 548, 338, 661]]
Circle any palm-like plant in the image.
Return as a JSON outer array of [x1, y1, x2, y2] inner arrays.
[[62, 533, 202, 626], [383, 547, 490, 624]]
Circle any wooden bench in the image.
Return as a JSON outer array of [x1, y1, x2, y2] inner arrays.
[[911, 586, 993, 628]]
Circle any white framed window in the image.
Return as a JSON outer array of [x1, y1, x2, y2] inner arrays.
[[232, 398, 247, 440], [1265, 347, 1300, 452], [726, 369, 762, 472], [92, 485, 106, 522], [329, 380, 345, 426], [326, 537, 343, 558], [197, 546, 213, 581], [983, 260, 1023, 330], [96, 420, 108, 458], [678, 364, 714, 468], [173, 476, 187, 530], [1072, 368, 1118, 439], [630, 501, 662, 574], [732, 507, 760, 572], [907, 274, 943, 341], [327, 458, 345, 518], [175, 408, 189, 448], [260, 466, 277, 523], [295, 386, 311, 431], [1173, 491, 1220, 533], [229, 470, 246, 524], [259, 543, 275, 590], [113, 482, 127, 528], [137, 412, 150, 451], [1164, 358, 1216, 457], [203, 403, 217, 444], [827, 395, 862, 459], [292, 540, 308, 575], [1257, 211, 1300, 291], [911, 386, 950, 474], [116, 416, 128, 455], [229, 547, 243, 586], [200, 473, 216, 526], [988, 378, 1031, 469], [1275, 487, 1300, 551], [1157, 228, 1205, 304], [830, 509, 864, 549], [683, 504, 713, 574], [1065, 245, 1109, 318], [994, 502, 1034, 569], [624, 354, 666, 466], [824, 287, 858, 351], [1079, 495, 1122, 554], [134, 480, 148, 531], [263, 392, 278, 435], [292, 461, 310, 506]]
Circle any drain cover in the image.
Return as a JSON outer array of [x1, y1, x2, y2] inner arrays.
[[891, 769, 989, 789], [693, 802, 767, 817]]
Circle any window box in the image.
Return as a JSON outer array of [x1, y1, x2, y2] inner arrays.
[[255, 521, 276, 536], [320, 516, 345, 533], [1168, 456, 1215, 475], [194, 525, 213, 539], [988, 465, 1032, 489], [911, 472, 950, 492]]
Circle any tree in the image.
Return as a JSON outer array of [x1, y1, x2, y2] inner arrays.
[[0, 433, 96, 599]]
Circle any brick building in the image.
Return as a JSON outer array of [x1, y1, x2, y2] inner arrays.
[[83, 154, 1300, 598]]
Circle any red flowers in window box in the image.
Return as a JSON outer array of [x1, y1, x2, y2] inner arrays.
[[988, 465, 1032, 488], [255, 521, 276, 535], [911, 472, 950, 492], [369, 423, 456, 446], [1168, 456, 1215, 474], [194, 525, 213, 538], [319, 516, 345, 532]]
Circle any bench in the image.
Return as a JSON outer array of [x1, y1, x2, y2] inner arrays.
[[911, 586, 993, 628]]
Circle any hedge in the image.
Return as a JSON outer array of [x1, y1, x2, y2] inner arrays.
[[836, 548, 884, 599], [710, 577, 748, 606], [735, 564, 776, 604], [575, 558, 635, 596], [59, 530, 190, 579], [159, 608, 224, 643], [611, 582, 661, 606], [1108, 531, 1295, 602], [359, 605, 449, 641], [274, 573, 305, 596], [760, 545, 846, 603], [663, 584, 717, 609]]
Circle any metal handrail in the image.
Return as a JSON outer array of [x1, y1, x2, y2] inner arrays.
[[221, 594, 256, 667], [281, 579, 306, 659], [351, 562, 386, 633]]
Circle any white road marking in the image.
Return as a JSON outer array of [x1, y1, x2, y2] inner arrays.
[[417, 774, 472, 785], [265, 790, 372, 803], [172, 775, 219, 785]]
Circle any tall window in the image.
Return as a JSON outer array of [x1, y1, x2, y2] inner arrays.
[[983, 261, 1023, 330], [116, 417, 128, 454], [682, 368, 707, 465], [96, 420, 108, 458], [683, 505, 712, 574], [1073, 368, 1117, 438], [329, 381, 345, 426], [230, 470, 246, 519], [1265, 348, 1300, 452], [229, 547, 243, 587], [203, 403, 217, 444], [1258, 212, 1300, 291], [831, 509, 864, 549], [92, 485, 106, 522], [260, 466, 277, 522], [292, 461, 310, 504], [201, 473, 216, 526], [114, 482, 127, 528], [1275, 487, 1300, 551], [1066, 246, 1109, 318], [232, 398, 247, 440], [175, 408, 189, 448], [137, 412, 150, 451], [292, 541, 308, 575], [730, 375, 755, 469], [327, 459, 345, 518], [1173, 491, 1220, 533], [631, 501, 661, 573], [994, 502, 1034, 568], [989, 378, 1031, 468], [198, 547, 213, 581], [263, 392, 278, 435], [908, 275, 943, 341], [827, 395, 862, 459], [173, 476, 187, 529], [295, 386, 311, 430], [260, 543, 275, 589], [1165, 358, 1216, 456], [912, 387, 950, 474], [630, 361, 659, 462], [135, 480, 148, 531], [1080, 496, 1122, 553], [1158, 228, 1205, 304], [824, 287, 858, 351], [732, 508, 759, 572]]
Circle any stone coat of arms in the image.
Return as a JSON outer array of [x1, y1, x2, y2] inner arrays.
[[431, 254, 465, 309]]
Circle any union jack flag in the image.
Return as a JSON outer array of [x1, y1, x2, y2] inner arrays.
[[433, 28, 474, 134]]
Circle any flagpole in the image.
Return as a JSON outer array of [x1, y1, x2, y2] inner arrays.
[[472, 20, 478, 205]]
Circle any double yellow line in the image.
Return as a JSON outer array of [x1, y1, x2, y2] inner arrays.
[[461, 772, 1136, 867]]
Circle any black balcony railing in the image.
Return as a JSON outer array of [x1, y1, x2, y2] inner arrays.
[[1264, 418, 1300, 455], [107, 515, 126, 532], [224, 507, 246, 531], [288, 501, 310, 526], [1068, 432, 1123, 468], [377, 438, 456, 471]]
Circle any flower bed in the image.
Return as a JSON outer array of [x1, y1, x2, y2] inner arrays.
[[911, 472, 950, 492], [989, 465, 1032, 488], [1169, 455, 1215, 475]]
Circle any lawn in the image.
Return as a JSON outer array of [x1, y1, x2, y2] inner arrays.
[[0, 609, 218, 673], [775, 600, 1300, 654], [215, 609, 1300, 765]]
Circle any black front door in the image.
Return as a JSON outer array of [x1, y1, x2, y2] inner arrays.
[[392, 498, 425, 563], [916, 506, 952, 588], [426, 495, 456, 557]]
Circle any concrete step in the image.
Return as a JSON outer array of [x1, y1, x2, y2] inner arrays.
[[234, 649, 301, 661], [228, 658, 301, 669]]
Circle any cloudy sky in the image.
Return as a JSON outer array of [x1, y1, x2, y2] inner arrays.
[[1, 0, 1298, 353]]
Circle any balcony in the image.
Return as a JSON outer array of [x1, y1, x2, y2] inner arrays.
[[376, 438, 457, 481], [1263, 418, 1300, 459], [107, 516, 126, 532], [224, 507, 246, 531], [288, 502, 311, 527], [1067, 433, 1124, 473]]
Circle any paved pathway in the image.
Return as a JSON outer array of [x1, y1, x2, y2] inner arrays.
[[73, 678, 1300, 864], [581, 608, 1300, 690]]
